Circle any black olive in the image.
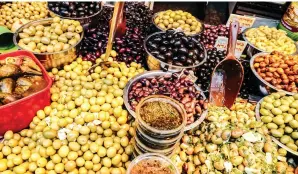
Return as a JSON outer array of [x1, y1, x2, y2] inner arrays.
[[157, 55, 166, 61], [159, 46, 167, 53], [188, 42, 194, 49], [69, 4, 75, 11], [179, 55, 187, 62], [77, 7, 84, 11], [162, 40, 169, 46], [173, 48, 178, 54], [89, 3, 95, 9], [167, 34, 173, 39], [188, 51, 194, 58], [186, 59, 194, 65], [176, 32, 185, 37], [164, 51, 173, 59], [172, 56, 179, 61], [79, 12, 85, 16], [149, 44, 158, 50], [166, 29, 175, 35], [71, 11, 78, 17], [151, 50, 160, 57], [153, 36, 162, 43], [61, 2, 70, 7], [174, 40, 182, 47], [61, 10, 70, 17], [181, 36, 189, 44], [169, 39, 175, 45], [161, 34, 167, 39], [193, 49, 199, 55], [89, 10, 94, 15], [178, 47, 188, 55]]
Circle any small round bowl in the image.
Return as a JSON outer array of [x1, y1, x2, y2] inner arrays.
[[255, 98, 298, 156], [48, 2, 102, 27], [242, 27, 298, 58], [13, 18, 84, 70], [152, 11, 204, 37], [250, 52, 296, 96], [144, 31, 207, 72], [126, 153, 179, 174], [123, 70, 208, 131]]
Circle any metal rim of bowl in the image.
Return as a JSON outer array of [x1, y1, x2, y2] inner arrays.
[[255, 98, 298, 156], [152, 11, 204, 37], [13, 18, 84, 55], [47, 2, 103, 21], [250, 52, 296, 96], [242, 27, 298, 55], [144, 31, 207, 70], [123, 70, 208, 131]]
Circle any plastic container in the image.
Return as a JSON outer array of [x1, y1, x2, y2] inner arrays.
[[127, 153, 179, 174], [136, 124, 183, 150], [0, 50, 52, 135], [135, 95, 187, 140]]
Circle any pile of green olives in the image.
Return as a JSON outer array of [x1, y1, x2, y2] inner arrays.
[[259, 92, 298, 152], [154, 10, 203, 35], [18, 17, 83, 53], [0, 2, 48, 30]]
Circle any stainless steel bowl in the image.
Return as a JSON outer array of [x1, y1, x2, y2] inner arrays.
[[152, 11, 204, 37], [242, 28, 298, 58], [255, 98, 298, 156], [13, 18, 84, 70], [123, 70, 208, 131], [144, 31, 207, 72], [250, 52, 296, 96], [48, 3, 102, 27]]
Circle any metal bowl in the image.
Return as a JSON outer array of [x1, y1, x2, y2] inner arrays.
[[250, 52, 296, 96], [255, 98, 298, 156], [123, 70, 208, 131], [144, 31, 207, 72], [242, 27, 298, 58], [48, 2, 102, 27], [13, 18, 84, 70], [152, 11, 204, 37]]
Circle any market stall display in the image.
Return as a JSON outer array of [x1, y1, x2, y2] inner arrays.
[[153, 10, 203, 36], [0, 2, 49, 30], [257, 92, 298, 155], [0, 1, 297, 174]]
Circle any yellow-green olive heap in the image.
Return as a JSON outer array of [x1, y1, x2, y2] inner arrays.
[[0, 2, 48, 30], [259, 92, 298, 152], [154, 10, 202, 35], [18, 17, 83, 53], [0, 52, 145, 174], [172, 99, 295, 174]]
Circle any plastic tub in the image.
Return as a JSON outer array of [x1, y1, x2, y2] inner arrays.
[[0, 50, 52, 135], [135, 95, 187, 140], [134, 135, 177, 157], [136, 124, 183, 150], [127, 153, 179, 174]]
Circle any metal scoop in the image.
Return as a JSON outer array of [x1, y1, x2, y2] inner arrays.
[[209, 21, 244, 108], [88, 2, 126, 73]]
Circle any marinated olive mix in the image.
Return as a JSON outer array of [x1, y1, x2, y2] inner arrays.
[[196, 48, 226, 92], [48, 2, 101, 18], [0, 2, 49, 30], [17, 17, 83, 53], [146, 30, 205, 67], [197, 24, 229, 49]]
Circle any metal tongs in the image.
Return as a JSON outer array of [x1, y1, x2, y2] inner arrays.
[[209, 21, 244, 108], [88, 2, 126, 74]]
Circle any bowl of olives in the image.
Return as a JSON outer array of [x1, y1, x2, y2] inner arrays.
[[13, 17, 84, 70], [48, 2, 102, 26], [153, 10, 203, 36], [144, 30, 206, 72]]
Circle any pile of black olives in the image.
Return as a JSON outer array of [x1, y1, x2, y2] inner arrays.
[[197, 24, 229, 50], [239, 60, 258, 99], [48, 2, 101, 18], [79, 3, 153, 64], [195, 48, 226, 92], [146, 30, 205, 67]]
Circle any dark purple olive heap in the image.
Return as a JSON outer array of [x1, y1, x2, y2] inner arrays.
[[239, 60, 258, 99], [48, 2, 101, 18], [128, 71, 208, 124], [79, 3, 153, 64], [195, 48, 226, 92], [197, 24, 229, 50], [146, 30, 205, 67]]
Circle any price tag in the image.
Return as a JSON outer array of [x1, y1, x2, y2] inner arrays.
[[214, 36, 247, 59], [226, 14, 255, 31]]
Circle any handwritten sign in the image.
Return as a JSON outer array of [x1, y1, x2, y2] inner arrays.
[[226, 14, 255, 31], [214, 36, 247, 59]]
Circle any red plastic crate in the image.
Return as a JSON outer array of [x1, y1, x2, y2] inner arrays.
[[0, 50, 52, 135]]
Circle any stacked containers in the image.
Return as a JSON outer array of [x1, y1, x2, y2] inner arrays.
[[134, 95, 187, 157]]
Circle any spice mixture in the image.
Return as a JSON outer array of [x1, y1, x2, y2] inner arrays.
[[140, 101, 182, 130], [131, 159, 174, 174]]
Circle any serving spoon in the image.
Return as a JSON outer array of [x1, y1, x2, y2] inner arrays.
[[209, 21, 244, 108]]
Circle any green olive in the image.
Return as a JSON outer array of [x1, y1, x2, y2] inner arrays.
[[47, 45, 54, 53], [284, 114, 294, 123], [230, 156, 243, 166], [260, 108, 270, 116], [23, 37, 31, 44], [58, 36, 68, 43], [68, 39, 77, 46], [19, 32, 29, 39], [264, 96, 274, 103], [280, 135, 291, 144], [273, 100, 281, 107], [273, 116, 284, 125], [271, 129, 283, 138], [291, 132, 298, 139], [261, 116, 272, 123], [289, 120, 298, 129], [264, 103, 274, 110], [68, 25, 75, 32], [75, 26, 83, 33], [41, 37, 50, 45], [285, 126, 293, 134], [271, 108, 282, 115], [286, 142, 298, 151], [267, 122, 278, 129]]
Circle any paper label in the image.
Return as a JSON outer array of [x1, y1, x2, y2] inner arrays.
[[226, 14, 256, 31], [214, 36, 247, 59]]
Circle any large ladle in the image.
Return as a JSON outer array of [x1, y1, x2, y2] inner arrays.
[[209, 21, 244, 108], [88, 2, 126, 74]]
